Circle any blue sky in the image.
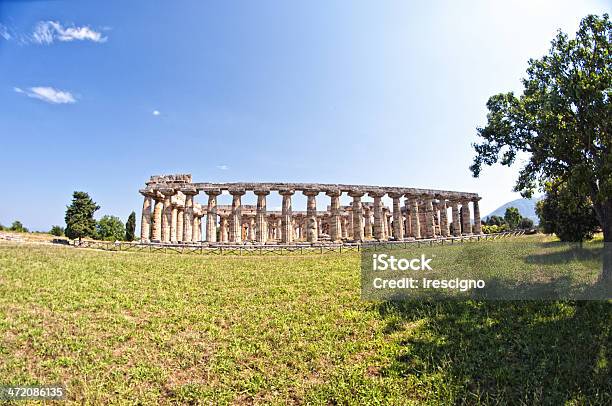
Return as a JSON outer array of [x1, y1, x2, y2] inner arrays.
[[1, 0, 609, 231]]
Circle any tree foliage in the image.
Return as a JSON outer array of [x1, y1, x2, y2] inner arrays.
[[9, 220, 28, 233], [96, 215, 125, 241], [519, 217, 535, 230], [50, 225, 64, 236], [504, 207, 522, 229], [471, 14, 612, 279], [65, 192, 99, 241], [486, 215, 506, 226], [535, 180, 599, 242], [482, 224, 509, 234], [125, 211, 136, 242]]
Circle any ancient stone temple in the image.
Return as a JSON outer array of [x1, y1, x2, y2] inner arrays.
[[139, 174, 482, 245]]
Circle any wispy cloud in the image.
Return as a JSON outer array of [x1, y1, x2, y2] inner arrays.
[[152, 110, 161, 116], [0, 24, 11, 40], [32, 21, 107, 44], [216, 165, 229, 170], [15, 86, 76, 104]]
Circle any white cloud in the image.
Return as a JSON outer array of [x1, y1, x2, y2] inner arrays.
[[216, 165, 229, 170], [15, 86, 76, 104], [152, 110, 161, 116], [0, 24, 11, 40], [32, 21, 106, 44]]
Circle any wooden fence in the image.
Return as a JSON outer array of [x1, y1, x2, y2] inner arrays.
[[70, 230, 526, 255]]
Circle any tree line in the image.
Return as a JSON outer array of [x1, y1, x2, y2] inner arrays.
[[481, 207, 534, 234], [1, 191, 136, 242], [62, 191, 136, 242]]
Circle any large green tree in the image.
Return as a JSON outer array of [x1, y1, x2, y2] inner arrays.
[[65, 191, 99, 242], [96, 215, 125, 241], [125, 211, 136, 242], [470, 14, 611, 280], [504, 207, 522, 229]]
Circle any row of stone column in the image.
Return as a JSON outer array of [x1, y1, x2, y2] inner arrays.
[[140, 188, 202, 244], [140, 187, 481, 244]]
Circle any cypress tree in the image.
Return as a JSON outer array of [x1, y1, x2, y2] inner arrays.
[[125, 211, 136, 241], [65, 191, 99, 242]]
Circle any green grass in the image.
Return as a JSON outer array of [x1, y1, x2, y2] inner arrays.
[[0, 235, 610, 405]]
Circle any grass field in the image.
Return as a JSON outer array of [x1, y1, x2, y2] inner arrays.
[[0, 235, 610, 404]]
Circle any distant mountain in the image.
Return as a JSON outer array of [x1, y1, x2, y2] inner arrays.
[[484, 197, 542, 224]]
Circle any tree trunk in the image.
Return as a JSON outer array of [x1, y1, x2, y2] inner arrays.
[[595, 200, 612, 282], [601, 217, 611, 282]]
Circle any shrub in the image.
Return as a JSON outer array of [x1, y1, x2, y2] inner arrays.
[[535, 180, 599, 243], [519, 218, 534, 230], [96, 215, 125, 241], [50, 225, 65, 236], [10, 221, 28, 233], [486, 215, 506, 226]]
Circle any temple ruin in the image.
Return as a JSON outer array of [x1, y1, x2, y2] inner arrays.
[[139, 174, 482, 245]]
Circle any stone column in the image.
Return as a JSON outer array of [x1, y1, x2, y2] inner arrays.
[[451, 200, 461, 237], [267, 217, 274, 240], [423, 195, 436, 238], [247, 216, 256, 241], [182, 188, 198, 243], [197, 215, 203, 241], [280, 190, 294, 243], [369, 192, 385, 240], [254, 190, 269, 244], [432, 200, 441, 236], [404, 197, 411, 237], [341, 215, 348, 239], [195, 206, 203, 241], [419, 202, 427, 238], [389, 193, 404, 241], [219, 216, 228, 242], [303, 190, 319, 243], [276, 217, 282, 240], [193, 214, 201, 242], [139, 190, 153, 242], [151, 193, 164, 242], [349, 191, 365, 241], [383, 208, 391, 240], [229, 189, 245, 243], [205, 190, 221, 243], [473, 197, 482, 234], [461, 198, 472, 235], [363, 205, 373, 239], [438, 197, 450, 237], [160, 188, 176, 243], [170, 203, 178, 242], [406, 194, 421, 239], [347, 212, 354, 239], [176, 206, 184, 242], [295, 218, 302, 240], [326, 190, 341, 242]]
